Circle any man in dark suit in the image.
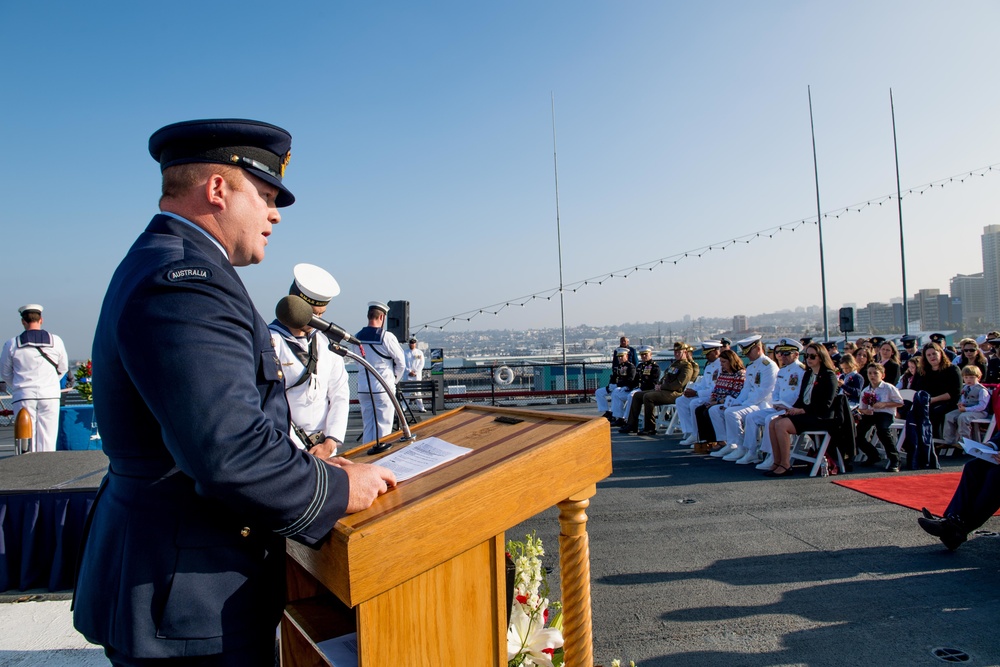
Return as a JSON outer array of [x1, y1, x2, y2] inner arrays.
[[918, 439, 1000, 551], [73, 119, 396, 666]]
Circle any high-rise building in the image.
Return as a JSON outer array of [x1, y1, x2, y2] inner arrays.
[[732, 315, 749, 333], [908, 289, 941, 331], [982, 225, 1000, 327], [951, 272, 985, 330]]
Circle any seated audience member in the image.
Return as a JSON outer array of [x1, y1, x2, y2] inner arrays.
[[765, 343, 839, 477], [942, 365, 991, 445], [876, 340, 902, 386], [616, 345, 662, 433], [955, 337, 987, 379], [985, 334, 1000, 384], [823, 340, 841, 365], [623, 342, 697, 436], [929, 333, 957, 362], [677, 341, 723, 445], [917, 431, 1000, 550], [898, 356, 920, 390], [837, 353, 864, 409], [712, 335, 778, 460], [843, 341, 857, 355], [597, 347, 635, 421], [912, 342, 962, 437], [853, 347, 875, 381], [855, 363, 905, 471], [609, 350, 643, 427], [898, 334, 918, 364], [693, 350, 745, 448], [740, 338, 806, 467]]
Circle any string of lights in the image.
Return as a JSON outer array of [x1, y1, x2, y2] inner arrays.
[[412, 162, 1000, 333]]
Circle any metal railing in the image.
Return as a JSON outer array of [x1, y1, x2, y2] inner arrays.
[[347, 360, 615, 409]]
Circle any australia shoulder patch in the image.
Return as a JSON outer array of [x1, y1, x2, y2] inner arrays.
[[166, 267, 213, 282]]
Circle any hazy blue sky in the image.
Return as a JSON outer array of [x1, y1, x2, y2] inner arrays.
[[3, 1, 999, 357]]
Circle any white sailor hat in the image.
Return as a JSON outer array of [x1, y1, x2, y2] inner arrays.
[[637, 345, 655, 355], [701, 340, 723, 350], [774, 337, 803, 353], [736, 334, 762, 353], [976, 334, 987, 345], [18, 304, 43, 316], [615, 347, 629, 356], [368, 301, 390, 314], [291, 263, 340, 307]]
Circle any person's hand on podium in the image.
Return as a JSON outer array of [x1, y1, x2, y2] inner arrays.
[[326, 458, 397, 512]]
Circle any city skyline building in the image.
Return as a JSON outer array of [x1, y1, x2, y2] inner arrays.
[[982, 224, 1000, 327]]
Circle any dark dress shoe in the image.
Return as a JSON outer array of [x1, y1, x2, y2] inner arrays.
[[917, 516, 967, 551], [639, 429, 658, 437], [859, 456, 881, 467], [764, 464, 794, 478], [921, 507, 940, 521], [618, 426, 637, 434]]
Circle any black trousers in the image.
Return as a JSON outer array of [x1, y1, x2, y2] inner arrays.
[[945, 458, 1000, 531], [694, 404, 717, 442], [855, 412, 897, 465]]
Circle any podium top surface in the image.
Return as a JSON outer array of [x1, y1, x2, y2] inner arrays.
[[287, 405, 612, 606]]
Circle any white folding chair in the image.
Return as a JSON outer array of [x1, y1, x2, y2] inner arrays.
[[655, 404, 680, 434], [789, 430, 846, 477]]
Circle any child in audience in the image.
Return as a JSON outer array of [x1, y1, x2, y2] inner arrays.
[[838, 353, 864, 409], [942, 365, 991, 444], [855, 363, 905, 471]]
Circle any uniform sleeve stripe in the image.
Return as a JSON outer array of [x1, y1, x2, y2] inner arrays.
[[276, 456, 328, 536]]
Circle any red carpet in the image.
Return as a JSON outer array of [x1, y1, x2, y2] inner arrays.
[[833, 472, 971, 517]]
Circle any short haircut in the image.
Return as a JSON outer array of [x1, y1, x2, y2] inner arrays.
[[867, 363, 885, 376], [962, 365, 982, 378], [161, 163, 243, 202], [368, 307, 385, 321], [21, 311, 41, 324]]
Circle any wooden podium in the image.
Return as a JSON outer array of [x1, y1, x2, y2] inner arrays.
[[281, 405, 612, 667]]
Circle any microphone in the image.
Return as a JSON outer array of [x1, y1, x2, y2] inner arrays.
[[276, 295, 362, 346]]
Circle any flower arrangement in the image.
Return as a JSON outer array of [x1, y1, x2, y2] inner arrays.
[[74, 360, 93, 402], [507, 532, 563, 667], [861, 390, 877, 408], [506, 532, 636, 667]]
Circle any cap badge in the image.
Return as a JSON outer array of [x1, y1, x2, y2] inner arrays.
[[280, 150, 291, 178]]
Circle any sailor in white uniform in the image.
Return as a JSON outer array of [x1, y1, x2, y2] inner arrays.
[[0, 304, 69, 452], [736, 338, 806, 466], [403, 337, 426, 412], [268, 264, 350, 459], [353, 301, 406, 444], [677, 341, 723, 445], [711, 334, 778, 459]]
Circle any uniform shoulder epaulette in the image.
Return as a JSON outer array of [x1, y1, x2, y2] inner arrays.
[[762, 357, 771, 366]]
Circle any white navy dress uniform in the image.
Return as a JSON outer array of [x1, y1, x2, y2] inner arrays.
[[268, 264, 350, 455], [354, 301, 406, 444], [0, 304, 69, 452], [712, 335, 778, 459], [677, 341, 723, 444], [738, 338, 806, 465], [403, 339, 426, 412]]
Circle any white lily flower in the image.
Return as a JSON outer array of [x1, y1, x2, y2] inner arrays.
[[507, 605, 563, 667]]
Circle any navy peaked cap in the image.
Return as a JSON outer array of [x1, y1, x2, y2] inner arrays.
[[149, 118, 295, 207]]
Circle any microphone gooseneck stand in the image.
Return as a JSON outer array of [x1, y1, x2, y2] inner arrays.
[[329, 343, 415, 455]]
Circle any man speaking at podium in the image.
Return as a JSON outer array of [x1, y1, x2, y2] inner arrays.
[[73, 119, 396, 667]]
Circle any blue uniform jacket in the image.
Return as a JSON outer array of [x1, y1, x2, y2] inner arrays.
[[73, 215, 350, 658]]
